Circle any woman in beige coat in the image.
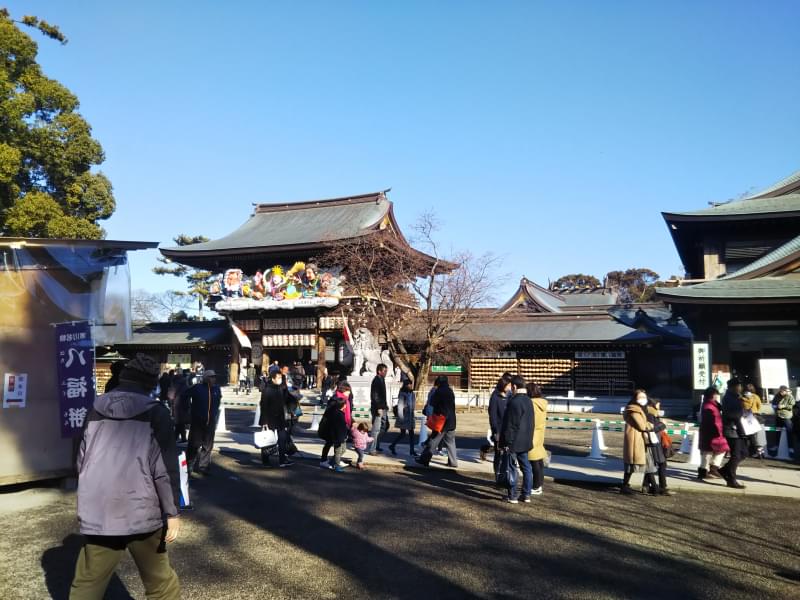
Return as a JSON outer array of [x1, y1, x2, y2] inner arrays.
[[621, 389, 654, 495], [526, 383, 548, 495]]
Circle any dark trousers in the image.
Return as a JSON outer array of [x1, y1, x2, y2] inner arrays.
[[261, 428, 288, 465], [657, 461, 668, 490], [390, 428, 415, 453], [174, 423, 187, 443], [722, 437, 746, 482], [187, 423, 215, 473], [321, 441, 332, 462], [420, 430, 457, 466], [531, 458, 544, 490], [492, 440, 501, 475], [70, 528, 179, 600]]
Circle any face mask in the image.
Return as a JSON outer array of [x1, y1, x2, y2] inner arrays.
[[636, 398, 648, 406]]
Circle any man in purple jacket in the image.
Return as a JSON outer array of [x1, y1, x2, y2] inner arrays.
[[70, 354, 181, 599]]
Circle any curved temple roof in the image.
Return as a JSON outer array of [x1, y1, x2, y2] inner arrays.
[[159, 191, 449, 270]]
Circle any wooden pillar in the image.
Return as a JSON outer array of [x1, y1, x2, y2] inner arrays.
[[316, 334, 326, 389], [230, 332, 240, 386]]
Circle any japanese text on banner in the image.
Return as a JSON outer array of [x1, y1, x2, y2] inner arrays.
[[55, 322, 95, 438]]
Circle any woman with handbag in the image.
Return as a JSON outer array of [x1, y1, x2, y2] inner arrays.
[[645, 399, 675, 496], [697, 386, 729, 481], [743, 383, 766, 459], [415, 376, 458, 467], [259, 369, 292, 467], [621, 389, 655, 495], [526, 383, 548, 496], [389, 380, 416, 456]]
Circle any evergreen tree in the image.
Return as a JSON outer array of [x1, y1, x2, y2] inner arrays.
[[0, 10, 115, 238]]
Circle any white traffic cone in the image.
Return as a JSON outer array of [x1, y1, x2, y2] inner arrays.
[[678, 422, 691, 454], [687, 429, 701, 466], [309, 408, 323, 432], [596, 419, 608, 450], [251, 403, 261, 427], [417, 416, 429, 450], [587, 420, 605, 459], [178, 451, 192, 509], [216, 406, 227, 433], [776, 428, 791, 460]]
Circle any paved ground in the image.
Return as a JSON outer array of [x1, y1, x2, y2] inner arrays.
[[2, 408, 799, 599], [222, 407, 800, 497]]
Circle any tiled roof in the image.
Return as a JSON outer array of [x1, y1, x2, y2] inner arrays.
[[745, 168, 800, 199], [664, 193, 800, 219], [161, 192, 391, 256], [656, 276, 800, 302], [116, 321, 230, 347], [723, 233, 800, 280], [451, 317, 657, 344]]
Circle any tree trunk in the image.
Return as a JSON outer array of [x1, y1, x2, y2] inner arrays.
[[414, 354, 432, 393]]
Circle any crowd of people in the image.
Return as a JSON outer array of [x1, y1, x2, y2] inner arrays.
[[69, 353, 798, 598]]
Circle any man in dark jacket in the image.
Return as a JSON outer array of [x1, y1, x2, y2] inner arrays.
[[71, 353, 180, 599], [487, 373, 512, 473], [259, 369, 292, 467], [500, 375, 534, 503], [416, 376, 458, 467], [368, 363, 389, 454], [720, 379, 747, 489], [183, 370, 222, 475]]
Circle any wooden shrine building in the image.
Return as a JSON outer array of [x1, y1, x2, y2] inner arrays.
[[454, 278, 692, 399], [658, 168, 800, 389], [160, 191, 440, 384]]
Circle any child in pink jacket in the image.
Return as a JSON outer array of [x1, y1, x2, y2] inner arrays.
[[351, 422, 373, 470]]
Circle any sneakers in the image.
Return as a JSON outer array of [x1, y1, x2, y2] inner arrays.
[[506, 497, 519, 504], [530, 487, 543, 496], [279, 460, 294, 468], [333, 466, 346, 473], [319, 461, 332, 469], [336, 461, 348, 468], [388, 445, 397, 456], [519, 496, 531, 503]]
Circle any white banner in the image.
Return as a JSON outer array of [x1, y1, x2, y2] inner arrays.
[[692, 342, 710, 390]]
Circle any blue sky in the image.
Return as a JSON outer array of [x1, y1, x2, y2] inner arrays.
[[7, 1, 800, 309]]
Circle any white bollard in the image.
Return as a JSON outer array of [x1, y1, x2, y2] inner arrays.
[[417, 416, 429, 449], [178, 451, 191, 508], [251, 403, 261, 428], [216, 406, 227, 433], [309, 409, 323, 432], [678, 422, 691, 454], [776, 428, 791, 460], [687, 429, 702, 466], [587, 420, 605, 459]]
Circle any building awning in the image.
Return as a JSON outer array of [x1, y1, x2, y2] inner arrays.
[[115, 321, 230, 348], [229, 319, 252, 349]]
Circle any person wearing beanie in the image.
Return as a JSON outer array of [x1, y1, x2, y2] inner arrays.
[[184, 369, 222, 475], [71, 353, 181, 599]]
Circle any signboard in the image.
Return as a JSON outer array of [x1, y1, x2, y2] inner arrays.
[[575, 351, 625, 359], [759, 358, 789, 390], [262, 334, 317, 347], [167, 353, 191, 369], [3, 373, 28, 408], [431, 365, 463, 374], [692, 342, 710, 390], [251, 342, 264, 364], [55, 321, 96, 438], [474, 351, 517, 359], [263, 317, 317, 331]]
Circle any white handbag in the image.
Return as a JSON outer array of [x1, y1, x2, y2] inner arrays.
[[254, 428, 279, 448], [740, 412, 762, 436]]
